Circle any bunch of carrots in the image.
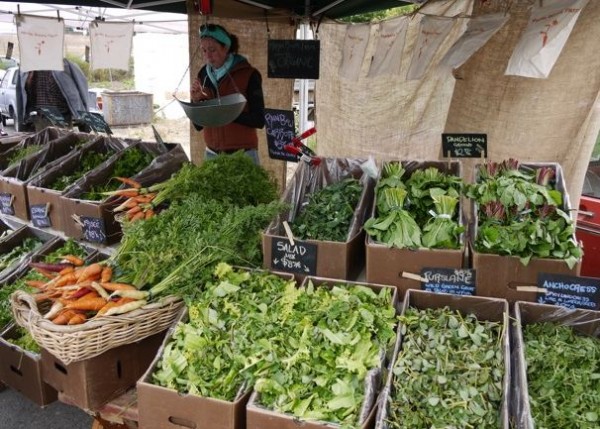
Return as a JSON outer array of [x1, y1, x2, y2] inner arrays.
[[26, 255, 146, 325], [109, 177, 158, 222]]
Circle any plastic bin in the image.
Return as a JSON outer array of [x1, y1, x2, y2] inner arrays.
[[102, 91, 153, 126]]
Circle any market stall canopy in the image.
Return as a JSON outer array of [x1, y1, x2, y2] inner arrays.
[[0, 0, 419, 20]]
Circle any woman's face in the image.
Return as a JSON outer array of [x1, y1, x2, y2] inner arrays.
[[201, 37, 229, 68]]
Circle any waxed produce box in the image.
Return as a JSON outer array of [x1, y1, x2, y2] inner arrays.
[[0, 127, 67, 173], [365, 160, 465, 299], [0, 131, 94, 221], [375, 289, 511, 429], [246, 276, 399, 429], [25, 136, 126, 233], [0, 324, 57, 407], [62, 142, 188, 244], [470, 162, 582, 303], [262, 158, 375, 281], [137, 268, 295, 429], [513, 301, 600, 429]]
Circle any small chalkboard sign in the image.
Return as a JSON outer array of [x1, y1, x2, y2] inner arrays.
[[81, 216, 107, 243], [264, 108, 297, 162], [421, 267, 476, 296], [77, 111, 112, 134], [271, 237, 318, 275], [38, 107, 68, 127], [537, 273, 600, 310], [268, 40, 320, 79], [0, 192, 15, 216], [30, 204, 51, 228], [442, 133, 487, 158]]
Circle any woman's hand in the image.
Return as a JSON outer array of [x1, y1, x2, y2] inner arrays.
[[191, 79, 209, 102]]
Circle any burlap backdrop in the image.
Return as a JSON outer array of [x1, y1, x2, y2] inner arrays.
[[316, 0, 600, 209]]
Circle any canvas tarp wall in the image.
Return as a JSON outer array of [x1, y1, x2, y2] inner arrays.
[[316, 0, 600, 210]]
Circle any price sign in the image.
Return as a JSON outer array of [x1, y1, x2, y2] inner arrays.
[[537, 273, 600, 310], [0, 192, 15, 216], [81, 216, 107, 244], [268, 40, 320, 79], [442, 133, 487, 158], [271, 237, 317, 275], [77, 111, 112, 134], [264, 109, 297, 162], [421, 267, 476, 296], [38, 107, 68, 127], [30, 204, 51, 228]]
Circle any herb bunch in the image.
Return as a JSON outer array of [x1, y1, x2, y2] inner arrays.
[[49, 149, 115, 191], [387, 307, 504, 429], [6, 145, 43, 167], [0, 237, 43, 273]]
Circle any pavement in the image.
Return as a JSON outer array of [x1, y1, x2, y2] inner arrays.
[[0, 386, 94, 429]]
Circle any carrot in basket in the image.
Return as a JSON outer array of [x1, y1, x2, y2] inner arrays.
[[115, 177, 142, 189], [62, 255, 85, 267], [134, 194, 155, 203], [54, 272, 78, 288], [96, 297, 136, 316], [59, 266, 75, 276], [99, 282, 137, 292], [103, 299, 147, 316], [76, 263, 103, 283], [129, 211, 145, 222], [65, 296, 106, 312], [126, 205, 142, 216], [52, 309, 77, 325], [31, 266, 58, 280], [25, 280, 46, 289], [114, 197, 138, 212], [100, 266, 113, 283], [68, 313, 87, 325]]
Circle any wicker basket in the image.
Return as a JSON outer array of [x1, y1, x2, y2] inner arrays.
[[11, 290, 185, 364]]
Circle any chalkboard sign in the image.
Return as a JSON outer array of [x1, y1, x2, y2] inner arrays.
[[421, 267, 476, 296], [442, 133, 487, 158], [0, 192, 14, 216], [268, 40, 320, 79], [537, 273, 600, 310], [77, 111, 112, 134], [264, 108, 297, 162], [38, 107, 68, 127], [270, 237, 318, 275], [81, 216, 107, 244], [30, 204, 51, 228]]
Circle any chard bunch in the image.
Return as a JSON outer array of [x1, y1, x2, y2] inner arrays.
[[422, 194, 464, 249]]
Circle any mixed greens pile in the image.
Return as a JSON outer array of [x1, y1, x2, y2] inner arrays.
[[466, 159, 582, 267], [387, 307, 504, 428], [365, 163, 463, 249], [80, 147, 154, 201], [48, 148, 115, 191], [523, 322, 600, 427], [5, 145, 43, 168], [152, 263, 397, 427], [291, 177, 363, 242], [0, 237, 43, 274]]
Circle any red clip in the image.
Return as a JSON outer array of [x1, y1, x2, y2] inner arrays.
[[291, 127, 316, 147]]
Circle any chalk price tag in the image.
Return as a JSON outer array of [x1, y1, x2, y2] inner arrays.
[[38, 107, 68, 127], [77, 111, 112, 134], [421, 267, 476, 296], [271, 237, 318, 275], [30, 204, 51, 228], [442, 133, 487, 158], [0, 192, 15, 216], [537, 273, 600, 310], [81, 216, 107, 244], [264, 109, 297, 162]]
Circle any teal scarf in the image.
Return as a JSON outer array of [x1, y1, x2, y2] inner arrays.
[[206, 54, 246, 89]]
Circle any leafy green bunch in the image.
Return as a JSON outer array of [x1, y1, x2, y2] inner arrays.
[[291, 177, 363, 242], [49, 149, 115, 191], [6, 145, 43, 167], [468, 159, 581, 267], [524, 322, 600, 427], [388, 307, 504, 428], [0, 237, 43, 273]]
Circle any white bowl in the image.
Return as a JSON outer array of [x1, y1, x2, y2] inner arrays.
[[177, 93, 247, 127]]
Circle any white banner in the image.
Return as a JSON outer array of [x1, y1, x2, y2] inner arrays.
[[441, 13, 509, 69], [16, 15, 64, 73], [90, 21, 134, 71], [339, 23, 370, 81], [505, 0, 589, 78], [407, 16, 455, 81], [367, 17, 409, 78]]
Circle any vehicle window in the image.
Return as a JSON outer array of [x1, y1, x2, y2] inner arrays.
[[0, 74, 7, 89], [11, 70, 18, 85]]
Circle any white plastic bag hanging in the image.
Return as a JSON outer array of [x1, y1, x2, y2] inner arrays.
[[90, 21, 134, 71], [441, 12, 510, 70], [367, 17, 409, 77], [407, 16, 455, 81], [16, 15, 65, 73], [339, 23, 370, 81], [505, 0, 589, 78]]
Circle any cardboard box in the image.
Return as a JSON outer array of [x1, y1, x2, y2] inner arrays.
[[41, 331, 166, 411], [375, 290, 511, 429], [0, 324, 57, 407], [0, 132, 94, 221], [246, 276, 398, 429], [25, 136, 124, 233], [262, 158, 375, 282], [0, 127, 67, 172], [471, 162, 582, 302], [365, 161, 465, 299], [0, 226, 57, 283], [62, 142, 188, 244], [513, 301, 600, 429]]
